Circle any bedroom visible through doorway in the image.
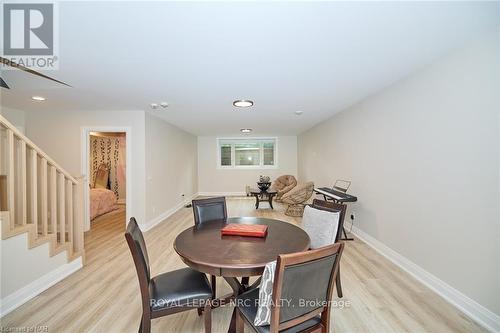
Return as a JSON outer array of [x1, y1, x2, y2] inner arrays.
[[88, 131, 126, 230]]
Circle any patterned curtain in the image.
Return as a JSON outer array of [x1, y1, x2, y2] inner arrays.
[[90, 135, 126, 200]]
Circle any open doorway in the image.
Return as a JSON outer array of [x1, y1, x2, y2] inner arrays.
[[88, 131, 126, 229], [81, 127, 131, 233]]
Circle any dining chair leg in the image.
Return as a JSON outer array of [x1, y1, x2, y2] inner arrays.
[[204, 301, 212, 333], [321, 308, 331, 333], [211, 275, 217, 298], [140, 315, 151, 333], [241, 276, 249, 287], [235, 309, 244, 333], [336, 265, 343, 298]]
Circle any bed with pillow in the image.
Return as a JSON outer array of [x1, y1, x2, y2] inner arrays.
[[90, 163, 118, 220]]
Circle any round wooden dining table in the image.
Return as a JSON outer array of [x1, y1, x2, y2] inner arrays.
[[174, 216, 310, 333]]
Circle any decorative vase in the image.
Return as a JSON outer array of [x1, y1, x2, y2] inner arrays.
[[259, 175, 270, 183], [257, 182, 271, 192]]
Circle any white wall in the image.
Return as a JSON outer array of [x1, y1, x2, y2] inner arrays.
[[144, 113, 198, 227], [198, 136, 298, 194], [298, 33, 500, 321], [23, 109, 146, 224], [0, 231, 67, 299], [0, 107, 25, 134]]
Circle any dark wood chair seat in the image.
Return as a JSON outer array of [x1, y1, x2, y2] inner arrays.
[[236, 289, 322, 333], [149, 268, 213, 312]]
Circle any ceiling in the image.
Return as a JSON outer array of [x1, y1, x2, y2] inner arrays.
[[1, 1, 499, 135]]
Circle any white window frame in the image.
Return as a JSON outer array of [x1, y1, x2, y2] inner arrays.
[[217, 137, 278, 169]]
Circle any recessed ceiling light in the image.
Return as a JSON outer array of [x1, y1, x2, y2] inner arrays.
[[31, 96, 46, 101], [233, 100, 254, 108], [240, 128, 252, 133], [295, 110, 303, 115]]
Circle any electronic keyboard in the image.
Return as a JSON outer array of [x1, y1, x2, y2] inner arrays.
[[314, 187, 357, 203]]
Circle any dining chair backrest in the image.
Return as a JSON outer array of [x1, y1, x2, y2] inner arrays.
[[192, 197, 227, 226], [270, 243, 344, 331], [125, 218, 151, 303], [311, 199, 347, 242]]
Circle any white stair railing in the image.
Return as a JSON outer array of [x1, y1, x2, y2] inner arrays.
[[0, 114, 84, 261]]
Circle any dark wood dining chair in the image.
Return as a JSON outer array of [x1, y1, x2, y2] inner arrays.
[[192, 196, 228, 226], [125, 218, 213, 333], [311, 198, 347, 298], [192, 196, 229, 297], [235, 242, 344, 333]]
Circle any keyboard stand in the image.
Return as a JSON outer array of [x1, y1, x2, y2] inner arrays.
[[320, 194, 354, 241], [341, 226, 354, 241]]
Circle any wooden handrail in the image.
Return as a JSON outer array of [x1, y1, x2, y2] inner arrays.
[[0, 114, 77, 184], [0, 113, 85, 264]]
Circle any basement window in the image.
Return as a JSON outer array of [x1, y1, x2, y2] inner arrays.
[[217, 138, 277, 169]]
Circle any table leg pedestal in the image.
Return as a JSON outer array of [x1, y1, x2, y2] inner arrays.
[[224, 277, 245, 333]]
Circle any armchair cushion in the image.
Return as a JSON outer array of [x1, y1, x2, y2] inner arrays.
[[281, 182, 314, 204], [271, 175, 297, 199]]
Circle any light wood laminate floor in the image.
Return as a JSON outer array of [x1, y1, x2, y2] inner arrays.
[[0, 198, 486, 333]]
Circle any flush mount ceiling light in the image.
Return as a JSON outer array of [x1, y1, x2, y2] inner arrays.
[[240, 128, 252, 133], [233, 100, 254, 108], [295, 110, 303, 115], [31, 96, 46, 101], [150, 102, 168, 110]]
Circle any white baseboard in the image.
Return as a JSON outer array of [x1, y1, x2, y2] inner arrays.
[[350, 226, 500, 333], [0, 257, 83, 318], [197, 192, 247, 197], [141, 193, 199, 232]]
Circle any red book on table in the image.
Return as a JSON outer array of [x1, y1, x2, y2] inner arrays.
[[221, 224, 268, 238]]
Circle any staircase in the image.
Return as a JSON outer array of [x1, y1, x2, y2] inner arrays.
[[0, 114, 84, 264]]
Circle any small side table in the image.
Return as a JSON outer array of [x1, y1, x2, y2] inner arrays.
[[250, 189, 277, 209]]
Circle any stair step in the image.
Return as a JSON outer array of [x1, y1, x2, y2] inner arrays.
[[51, 242, 70, 256], [2, 224, 31, 240], [29, 234, 53, 249]]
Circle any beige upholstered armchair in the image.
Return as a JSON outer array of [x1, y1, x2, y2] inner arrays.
[[281, 181, 315, 217], [271, 175, 297, 201]]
